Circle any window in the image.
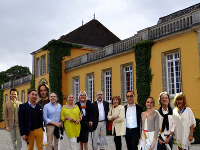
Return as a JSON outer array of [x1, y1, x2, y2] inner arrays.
[[5, 94, 8, 104], [104, 70, 112, 102], [88, 74, 94, 102], [47, 53, 50, 74], [21, 90, 25, 103], [36, 58, 39, 77], [166, 52, 182, 96], [40, 55, 46, 75], [73, 78, 79, 102]]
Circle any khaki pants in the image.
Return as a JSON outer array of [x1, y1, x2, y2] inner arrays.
[[10, 122, 22, 150], [46, 125, 58, 150], [27, 127, 43, 150]]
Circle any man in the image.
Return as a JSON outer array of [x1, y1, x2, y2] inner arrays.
[[18, 89, 43, 150], [43, 93, 62, 150], [124, 91, 143, 150], [37, 83, 50, 109], [4, 88, 22, 150], [92, 91, 109, 150]]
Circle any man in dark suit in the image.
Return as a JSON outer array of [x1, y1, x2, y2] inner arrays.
[[124, 91, 143, 150], [92, 91, 109, 150], [18, 89, 43, 150]]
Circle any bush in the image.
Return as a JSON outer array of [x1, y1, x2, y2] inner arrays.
[[194, 118, 200, 144]]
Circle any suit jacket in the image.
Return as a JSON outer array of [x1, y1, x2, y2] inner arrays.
[[92, 100, 109, 131], [18, 102, 43, 136], [4, 100, 21, 128], [124, 103, 143, 134]]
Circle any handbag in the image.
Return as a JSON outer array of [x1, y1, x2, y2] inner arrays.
[[107, 107, 113, 131]]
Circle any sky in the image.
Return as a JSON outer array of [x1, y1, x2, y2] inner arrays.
[[0, 0, 199, 72]]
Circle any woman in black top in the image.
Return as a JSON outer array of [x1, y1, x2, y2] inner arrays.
[[75, 91, 93, 150]]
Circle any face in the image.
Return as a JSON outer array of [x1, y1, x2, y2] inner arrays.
[[79, 92, 86, 102], [145, 98, 154, 109], [10, 91, 17, 101], [126, 92, 134, 104], [28, 91, 38, 103], [40, 85, 48, 99], [176, 99, 184, 109], [50, 93, 58, 104], [160, 94, 169, 106], [113, 98, 119, 107], [67, 94, 74, 105], [96, 91, 103, 102]]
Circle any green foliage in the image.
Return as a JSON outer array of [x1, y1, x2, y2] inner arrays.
[[0, 89, 3, 121], [30, 74, 35, 89], [132, 40, 154, 107], [41, 39, 82, 104], [194, 118, 200, 144]]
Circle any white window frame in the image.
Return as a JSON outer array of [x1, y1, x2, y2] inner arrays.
[[73, 78, 79, 103], [124, 65, 133, 101], [40, 55, 46, 75], [21, 90, 25, 103], [36, 58, 39, 77], [88, 74, 94, 102], [166, 52, 182, 97], [104, 70, 112, 102]]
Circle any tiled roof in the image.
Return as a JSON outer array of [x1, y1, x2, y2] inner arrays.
[[59, 19, 120, 47]]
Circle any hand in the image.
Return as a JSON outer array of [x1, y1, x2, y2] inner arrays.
[[165, 136, 171, 144], [55, 122, 62, 128], [149, 147, 154, 150], [189, 135, 193, 141], [67, 117, 74, 122], [22, 135, 27, 141], [89, 121, 93, 126], [111, 116, 119, 121], [6, 127, 9, 132], [75, 119, 81, 124], [158, 139, 165, 145]]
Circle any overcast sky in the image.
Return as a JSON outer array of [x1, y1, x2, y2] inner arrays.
[[0, 0, 199, 72]]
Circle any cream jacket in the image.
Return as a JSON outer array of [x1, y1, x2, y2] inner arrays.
[[107, 105, 126, 136]]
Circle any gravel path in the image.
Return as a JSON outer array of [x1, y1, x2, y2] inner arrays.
[[0, 129, 199, 150]]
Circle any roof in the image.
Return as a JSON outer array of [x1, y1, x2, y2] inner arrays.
[[59, 19, 121, 47]]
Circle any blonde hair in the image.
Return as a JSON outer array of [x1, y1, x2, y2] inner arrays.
[[173, 92, 187, 108], [78, 91, 88, 101]]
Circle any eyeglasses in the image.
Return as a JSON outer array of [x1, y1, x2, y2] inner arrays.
[[127, 95, 133, 98]]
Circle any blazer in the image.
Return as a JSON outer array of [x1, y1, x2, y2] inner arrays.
[[18, 102, 43, 136], [107, 105, 126, 136], [4, 100, 21, 128], [92, 100, 109, 131], [124, 103, 143, 133]]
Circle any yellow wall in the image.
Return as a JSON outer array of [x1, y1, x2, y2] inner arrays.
[[151, 32, 200, 118], [62, 52, 136, 102]]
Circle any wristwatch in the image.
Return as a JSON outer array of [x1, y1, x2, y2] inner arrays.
[[189, 133, 193, 136]]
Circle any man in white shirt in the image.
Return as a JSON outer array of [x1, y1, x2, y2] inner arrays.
[[124, 91, 143, 150], [92, 91, 109, 150]]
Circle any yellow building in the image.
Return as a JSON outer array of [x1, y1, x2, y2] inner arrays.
[[1, 3, 200, 119]]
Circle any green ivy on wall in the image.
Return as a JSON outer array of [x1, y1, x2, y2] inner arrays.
[[41, 39, 82, 104], [30, 74, 35, 89], [132, 40, 154, 107]]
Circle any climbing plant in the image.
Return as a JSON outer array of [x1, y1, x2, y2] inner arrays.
[[41, 39, 82, 104], [30, 74, 35, 89], [132, 40, 154, 107]]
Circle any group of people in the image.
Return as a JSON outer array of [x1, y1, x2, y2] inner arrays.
[[4, 83, 196, 150]]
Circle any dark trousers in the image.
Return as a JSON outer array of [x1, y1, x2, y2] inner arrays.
[[114, 129, 121, 150], [125, 128, 139, 150], [157, 137, 173, 150]]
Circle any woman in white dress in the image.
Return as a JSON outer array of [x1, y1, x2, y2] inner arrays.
[[140, 97, 159, 150], [173, 92, 196, 150]]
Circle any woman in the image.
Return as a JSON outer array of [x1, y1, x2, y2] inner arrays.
[[61, 94, 82, 150], [75, 91, 93, 150], [107, 95, 126, 150], [140, 97, 159, 150], [156, 92, 175, 150], [173, 92, 196, 150]]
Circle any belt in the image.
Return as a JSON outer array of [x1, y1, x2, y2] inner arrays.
[[31, 127, 42, 131], [164, 134, 170, 136], [126, 127, 137, 131], [98, 120, 105, 122]]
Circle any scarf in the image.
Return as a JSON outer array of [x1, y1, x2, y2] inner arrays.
[[157, 105, 173, 132]]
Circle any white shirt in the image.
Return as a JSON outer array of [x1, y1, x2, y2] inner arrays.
[[97, 100, 105, 121], [126, 103, 137, 128]]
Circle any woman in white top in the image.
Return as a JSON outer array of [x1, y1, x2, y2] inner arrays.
[[107, 95, 126, 150], [156, 92, 175, 150], [173, 92, 196, 150]]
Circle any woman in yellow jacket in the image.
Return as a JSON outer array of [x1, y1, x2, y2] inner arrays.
[[107, 95, 126, 150]]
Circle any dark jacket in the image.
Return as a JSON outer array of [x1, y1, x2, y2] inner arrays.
[[124, 104, 143, 134], [18, 102, 43, 136], [92, 100, 109, 131]]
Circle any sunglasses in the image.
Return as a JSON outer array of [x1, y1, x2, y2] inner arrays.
[[127, 95, 133, 98]]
